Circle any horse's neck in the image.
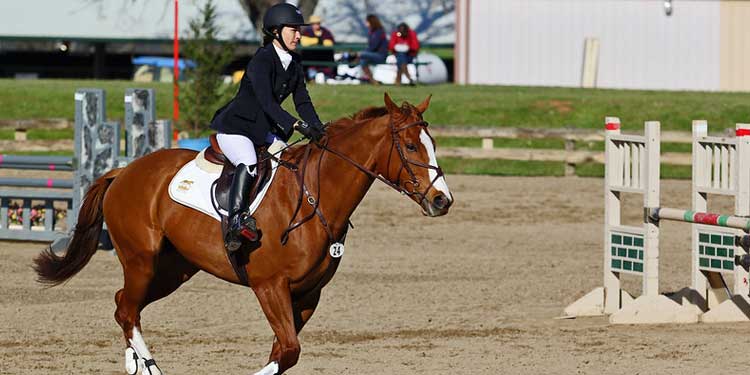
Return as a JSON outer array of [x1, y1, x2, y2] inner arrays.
[[314, 118, 389, 233]]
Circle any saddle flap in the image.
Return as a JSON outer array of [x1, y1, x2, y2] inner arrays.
[[213, 147, 273, 215]]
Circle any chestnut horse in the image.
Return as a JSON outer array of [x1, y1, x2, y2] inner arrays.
[[33, 93, 452, 375]]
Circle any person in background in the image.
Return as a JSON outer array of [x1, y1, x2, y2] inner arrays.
[[388, 22, 420, 86], [301, 15, 335, 47], [300, 15, 336, 81], [357, 14, 388, 84]]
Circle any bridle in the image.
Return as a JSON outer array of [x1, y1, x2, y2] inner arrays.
[[319, 117, 446, 205], [278, 114, 446, 245]]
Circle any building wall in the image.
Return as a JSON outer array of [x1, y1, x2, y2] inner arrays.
[[720, 1, 750, 91], [459, 0, 723, 91]]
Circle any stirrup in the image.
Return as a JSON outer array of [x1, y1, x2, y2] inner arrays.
[[225, 213, 258, 252]]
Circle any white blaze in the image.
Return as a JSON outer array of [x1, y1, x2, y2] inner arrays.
[[419, 129, 452, 200]]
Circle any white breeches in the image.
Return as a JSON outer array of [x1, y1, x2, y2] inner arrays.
[[216, 133, 257, 167]]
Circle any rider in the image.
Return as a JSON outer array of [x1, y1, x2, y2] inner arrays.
[[210, 2, 326, 252]]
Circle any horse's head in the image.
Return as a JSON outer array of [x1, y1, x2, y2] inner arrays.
[[377, 93, 453, 216]]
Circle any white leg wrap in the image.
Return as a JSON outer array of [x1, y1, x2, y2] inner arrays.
[[128, 328, 163, 375], [125, 347, 138, 375], [253, 361, 279, 375]]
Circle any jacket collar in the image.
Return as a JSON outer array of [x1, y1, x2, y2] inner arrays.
[[265, 43, 298, 77]]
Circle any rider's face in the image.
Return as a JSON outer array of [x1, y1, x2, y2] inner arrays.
[[278, 26, 301, 51]]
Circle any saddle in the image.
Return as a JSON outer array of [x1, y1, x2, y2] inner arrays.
[[205, 134, 273, 216]]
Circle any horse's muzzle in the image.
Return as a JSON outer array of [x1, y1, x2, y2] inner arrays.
[[421, 193, 452, 217]]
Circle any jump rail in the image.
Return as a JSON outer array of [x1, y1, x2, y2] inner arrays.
[[564, 118, 750, 324], [0, 88, 171, 243]]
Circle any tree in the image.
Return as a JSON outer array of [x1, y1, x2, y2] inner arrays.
[[237, 0, 320, 39], [318, 0, 454, 43], [180, 0, 236, 136]]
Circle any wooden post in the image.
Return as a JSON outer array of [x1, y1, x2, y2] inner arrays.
[[14, 128, 27, 141], [603, 117, 622, 313], [564, 138, 576, 177], [734, 123, 750, 297], [643, 121, 661, 298], [481, 137, 493, 150]]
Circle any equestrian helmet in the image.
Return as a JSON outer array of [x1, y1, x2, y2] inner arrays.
[[263, 3, 307, 36]]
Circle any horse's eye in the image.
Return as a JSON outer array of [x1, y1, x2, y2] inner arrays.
[[406, 143, 417, 152]]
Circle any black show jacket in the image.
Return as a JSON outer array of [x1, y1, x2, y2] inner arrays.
[[210, 44, 322, 144]]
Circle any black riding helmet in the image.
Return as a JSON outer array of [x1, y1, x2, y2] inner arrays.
[[263, 3, 307, 51]]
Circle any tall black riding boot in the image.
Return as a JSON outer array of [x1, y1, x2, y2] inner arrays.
[[225, 163, 259, 252]]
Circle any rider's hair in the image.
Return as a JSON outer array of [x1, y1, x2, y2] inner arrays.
[[263, 32, 275, 46]]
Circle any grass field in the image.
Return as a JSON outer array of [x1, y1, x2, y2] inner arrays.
[[0, 78, 725, 179], [2, 79, 750, 131]]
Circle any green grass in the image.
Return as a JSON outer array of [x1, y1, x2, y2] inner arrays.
[[435, 137, 567, 149], [0, 79, 173, 124], [575, 162, 691, 179], [438, 157, 565, 176], [0, 79, 718, 178], [438, 159, 690, 179], [3, 79, 750, 132]]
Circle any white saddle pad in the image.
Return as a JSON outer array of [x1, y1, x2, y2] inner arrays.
[[168, 148, 280, 221]]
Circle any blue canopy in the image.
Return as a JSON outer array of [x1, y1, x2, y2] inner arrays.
[[132, 56, 197, 70]]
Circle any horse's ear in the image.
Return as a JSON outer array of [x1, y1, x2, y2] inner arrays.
[[415, 94, 432, 114], [384, 92, 399, 113]]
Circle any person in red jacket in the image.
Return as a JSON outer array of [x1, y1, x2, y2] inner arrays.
[[388, 23, 420, 86]]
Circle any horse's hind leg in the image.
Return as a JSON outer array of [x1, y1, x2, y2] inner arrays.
[[142, 241, 199, 308], [112, 234, 172, 375], [121, 243, 198, 374]]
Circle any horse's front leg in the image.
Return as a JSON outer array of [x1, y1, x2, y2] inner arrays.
[[251, 277, 299, 375]]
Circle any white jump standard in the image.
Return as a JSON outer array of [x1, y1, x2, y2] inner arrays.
[[564, 118, 750, 324]]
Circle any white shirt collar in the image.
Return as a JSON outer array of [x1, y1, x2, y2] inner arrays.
[[272, 43, 292, 70]]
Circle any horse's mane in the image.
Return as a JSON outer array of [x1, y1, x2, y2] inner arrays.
[[322, 106, 389, 137], [350, 106, 388, 121], [283, 106, 389, 159]]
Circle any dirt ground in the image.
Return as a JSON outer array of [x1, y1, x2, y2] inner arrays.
[[0, 174, 748, 374]]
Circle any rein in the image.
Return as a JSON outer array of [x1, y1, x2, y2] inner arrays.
[[276, 116, 445, 245]]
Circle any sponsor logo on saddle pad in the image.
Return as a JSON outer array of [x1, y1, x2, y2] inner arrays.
[[167, 149, 280, 221], [177, 180, 194, 192]]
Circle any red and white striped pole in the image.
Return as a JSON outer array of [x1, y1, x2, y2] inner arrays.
[[173, 0, 180, 125]]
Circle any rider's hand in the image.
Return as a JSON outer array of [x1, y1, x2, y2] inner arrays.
[[311, 121, 327, 136], [295, 120, 324, 142]]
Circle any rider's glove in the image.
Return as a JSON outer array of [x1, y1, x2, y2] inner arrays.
[[295, 120, 324, 142]]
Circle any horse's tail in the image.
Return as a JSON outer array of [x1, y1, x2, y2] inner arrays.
[[33, 169, 120, 286]]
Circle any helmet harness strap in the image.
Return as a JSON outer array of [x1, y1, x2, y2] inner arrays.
[[274, 26, 292, 52]]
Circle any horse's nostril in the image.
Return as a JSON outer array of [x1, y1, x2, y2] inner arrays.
[[433, 194, 447, 209]]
